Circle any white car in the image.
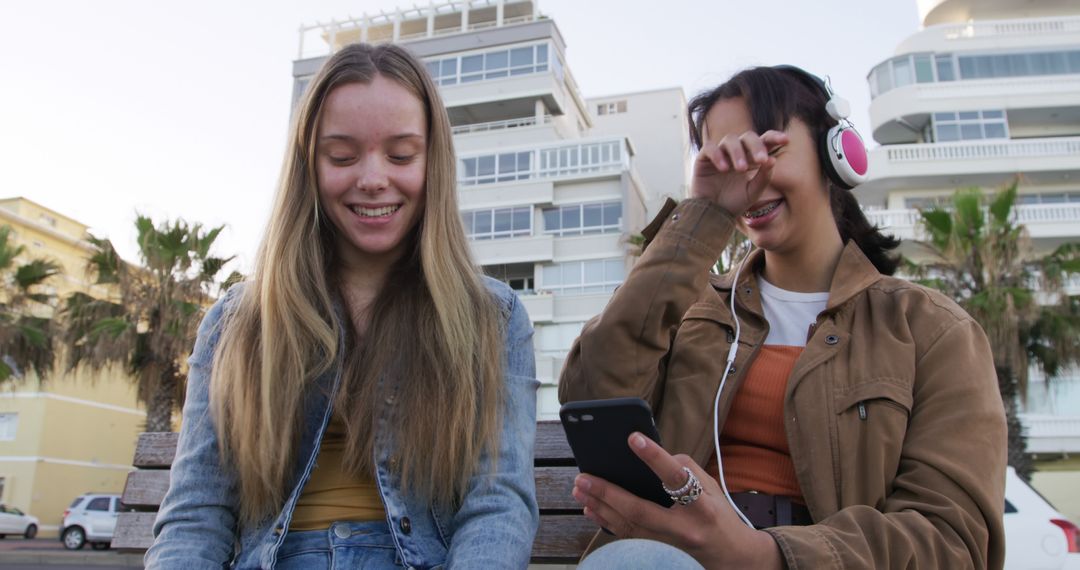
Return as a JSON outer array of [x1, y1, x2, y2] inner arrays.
[[1005, 467, 1080, 570], [60, 493, 121, 550], [0, 503, 39, 539]]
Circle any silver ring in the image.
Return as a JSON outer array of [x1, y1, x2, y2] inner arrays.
[[662, 466, 703, 506]]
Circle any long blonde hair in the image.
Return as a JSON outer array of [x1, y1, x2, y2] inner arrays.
[[209, 43, 505, 525]]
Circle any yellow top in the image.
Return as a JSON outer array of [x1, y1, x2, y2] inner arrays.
[[289, 414, 386, 530]]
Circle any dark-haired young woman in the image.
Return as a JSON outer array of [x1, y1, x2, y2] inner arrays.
[[560, 66, 1006, 569]]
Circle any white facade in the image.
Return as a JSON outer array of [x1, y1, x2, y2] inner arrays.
[[294, 0, 690, 420], [860, 0, 1080, 516]]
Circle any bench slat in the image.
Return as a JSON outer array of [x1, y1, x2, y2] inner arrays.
[[122, 470, 171, 510], [113, 512, 157, 551], [535, 466, 582, 511], [535, 420, 573, 464], [530, 514, 598, 563], [134, 432, 179, 468]]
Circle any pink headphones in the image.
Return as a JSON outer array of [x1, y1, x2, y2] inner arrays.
[[775, 66, 869, 190]]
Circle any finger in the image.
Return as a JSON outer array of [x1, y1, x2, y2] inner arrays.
[[760, 130, 790, 154], [697, 143, 729, 173], [576, 485, 668, 541], [747, 157, 775, 197], [673, 454, 722, 494], [720, 135, 748, 172], [739, 132, 770, 165], [628, 432, 693, 492], [574, 473, 674, 535]]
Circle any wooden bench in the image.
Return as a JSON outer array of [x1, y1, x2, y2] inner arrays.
[[113, 421, 597, 564]]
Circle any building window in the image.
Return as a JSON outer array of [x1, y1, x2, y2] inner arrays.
[[597, 100, 627, 116], [868, 49, 1080, 98], [462, 206, 532, 240], [540, 258, 624, 294], [0, 414, 17, 441], [932, 110, 1009, 142], [537, 141, 621, 179], [425, 43, 549, 86], [507, 276, 535, 293], [542, 201, 622, 236], [460, 141, 623, 186], [460, 152, 533, 185]]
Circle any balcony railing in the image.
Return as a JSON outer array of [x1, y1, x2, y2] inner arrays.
[[1020, 414, 1080, 454], [451, 114, 552, 135], [939, 15, 1080, 41], [881, 137, 1080, 165], [865, 203, 1080, 240]]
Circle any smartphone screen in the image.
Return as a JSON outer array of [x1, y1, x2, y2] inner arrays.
[[560, 397, 672, 507]]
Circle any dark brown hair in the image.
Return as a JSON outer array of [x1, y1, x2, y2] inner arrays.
[[688, 66, 900, 275]]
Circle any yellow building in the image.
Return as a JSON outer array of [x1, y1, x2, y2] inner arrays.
[[0, 196, 144, 538]]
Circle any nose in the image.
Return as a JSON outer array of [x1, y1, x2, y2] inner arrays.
[[356, 158, 389, 194]]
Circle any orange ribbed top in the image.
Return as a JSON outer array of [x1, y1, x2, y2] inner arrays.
[[706, 345, 804, 503]]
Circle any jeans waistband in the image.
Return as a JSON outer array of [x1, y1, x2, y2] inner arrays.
[[279, 520, 394, 555]]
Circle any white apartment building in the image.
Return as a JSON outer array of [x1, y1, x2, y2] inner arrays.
[[292, 0, 690, 420], [859, 0, 1080, 519]]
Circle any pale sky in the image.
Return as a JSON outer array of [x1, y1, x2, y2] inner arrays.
[[0, 0, 920, 273]]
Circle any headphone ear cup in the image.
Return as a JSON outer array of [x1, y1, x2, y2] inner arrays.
[[820, 124, 868, 190]]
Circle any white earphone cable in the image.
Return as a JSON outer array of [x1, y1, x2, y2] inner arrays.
[[712, 245, 756, 528]]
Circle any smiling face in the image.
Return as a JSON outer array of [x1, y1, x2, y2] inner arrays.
[[702, 97, 839, 255], [316, 75, 428, 270]]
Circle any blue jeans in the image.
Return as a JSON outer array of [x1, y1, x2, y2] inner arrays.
[[276, 521, 401, 569], [579, 539, 704, 569]]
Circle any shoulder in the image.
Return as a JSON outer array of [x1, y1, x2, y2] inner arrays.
[[480, 276, 518, 318], [191, 282, 249, 364], [863, 275, 980, 345]]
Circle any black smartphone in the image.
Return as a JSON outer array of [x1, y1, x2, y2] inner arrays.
[[559, 397, 672, 508]]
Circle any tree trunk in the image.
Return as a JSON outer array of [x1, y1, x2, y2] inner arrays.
[[997, 365, 1033, 481], [145, 371, 179, 432]]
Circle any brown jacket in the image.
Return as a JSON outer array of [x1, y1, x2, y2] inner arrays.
[[559, 198, 1006, 569]]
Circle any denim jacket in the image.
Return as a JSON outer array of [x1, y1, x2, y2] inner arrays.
[[146, 278, 540, 569]]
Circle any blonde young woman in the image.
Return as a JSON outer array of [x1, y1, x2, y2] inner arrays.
[[145, 43, 540, 569]]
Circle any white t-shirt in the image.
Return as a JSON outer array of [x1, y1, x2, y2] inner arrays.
[[757, 276, 829, 347]]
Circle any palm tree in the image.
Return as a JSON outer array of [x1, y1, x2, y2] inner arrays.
[[61, 216, 240, 432], [0, 225, 62, 383], [907, 182, 1080, 480]]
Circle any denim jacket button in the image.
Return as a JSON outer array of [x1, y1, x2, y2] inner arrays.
[[399, 517, 412, 535]]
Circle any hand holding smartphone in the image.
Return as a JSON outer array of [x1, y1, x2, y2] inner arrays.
[[559, 397, 673, 508]]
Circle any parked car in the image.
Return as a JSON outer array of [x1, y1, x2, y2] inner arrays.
[[1005, 466, 1080, 570], [60, 493, 121, 550], [0, 504, 38, 539]]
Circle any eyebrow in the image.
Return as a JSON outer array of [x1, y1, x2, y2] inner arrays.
[[319, 133, 424, 143]]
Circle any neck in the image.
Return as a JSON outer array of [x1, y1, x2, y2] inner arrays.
[[335, 252, 398, 332], [760, 227, 845, 293]]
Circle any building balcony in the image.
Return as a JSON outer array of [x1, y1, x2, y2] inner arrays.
[[865, 203, 1080, 243], [534, 352, 566, 384], [438, 68, 571, 116], [1021, 414, 1080, 455], [451, 114, 562, 154], [901, 11, 1080, 53], [869, 76, 1080, 144], [469, 234, 553, 265], [459, 137, 632, 188], [859, 137, 1080, 203], [520, 292, 554, 323]]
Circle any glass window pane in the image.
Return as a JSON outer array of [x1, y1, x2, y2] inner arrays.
[[543, 208, 560, 231], [493, 208, 512, 233], [584, 260, 604, 284], [893, 57, 913, 87], [1042, 193, 1067, 203], [960, 124, 982, 140], [1017, 194, 1039, 205], [603, 202, 622, 226], [958, 111, 979, 120], [537, 44, 548, 64], [982, 110, 1004, 119], [513, 207, 531, 231], [876, 64, 893, 93], [463, 158, 477, 179], [1068, 51, 1080, 73], [478, 155, 495, 176], [485, 50, 508, 71], [958, 56, 977, 79], [983, 123, 1006, 139], [583, 203, 603, 227], [498, 152, 517, 174], [426, 61, 441, 78], [461, 211, 473, 233], [563, 262, 582, 285], [1047, 52, 1067, 74], [517, 152, 531, 177], [936, 54, 955, 81], [474, 210, 492, 234], [88, 498, 109, 511], [542, 264, 561, 287], [485, 69, 508, 79], [462, 54, 483, 73], [510, 47, 533, 67], [933, 112, 956, 121], [936, 124, 960, 142], [562, 207, 581, 229], [914, 55, 934, 83], [605, 259, 624, 280]]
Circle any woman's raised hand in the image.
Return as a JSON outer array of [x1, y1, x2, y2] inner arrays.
[[690, 130, 789, 216]]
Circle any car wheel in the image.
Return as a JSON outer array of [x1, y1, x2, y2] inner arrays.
[[23, 524, 37, 539], [62, 526, 86, 550], [0, 534, 6, 539], [91, 542, 110, 550]]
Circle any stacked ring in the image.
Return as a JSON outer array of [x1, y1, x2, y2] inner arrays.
[[662, 466, 703, 506]]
